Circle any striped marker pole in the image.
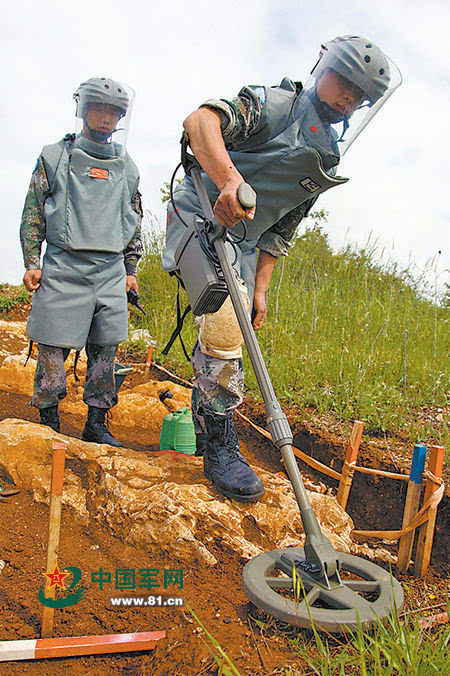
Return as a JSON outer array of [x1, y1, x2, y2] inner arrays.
[[397, 443, 427, 572], [0, 631, 166, 662], [144, 344, 154, 379], [41, 441, 67, 639], [414, 445, 445, 578]]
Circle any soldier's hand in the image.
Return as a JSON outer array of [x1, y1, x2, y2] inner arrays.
[[214, 178, 256, 228], [126, 275, 139, 294], [252, 291, 267, 330], [23, 269, 42, 291]]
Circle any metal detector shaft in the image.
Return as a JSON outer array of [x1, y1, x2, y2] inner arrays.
[[190, 167, 338, 577]]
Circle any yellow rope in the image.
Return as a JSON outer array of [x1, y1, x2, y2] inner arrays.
[[353, 484, 445, 541]]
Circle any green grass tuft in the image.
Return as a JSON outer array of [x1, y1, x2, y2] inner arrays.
[[135, 219, 449, 450]]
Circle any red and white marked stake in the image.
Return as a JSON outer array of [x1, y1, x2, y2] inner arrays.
[[42, 441, 67, 638], [0, 631, 166, 662], [336, 420, 364, 511], [144, 344, 154, 378]]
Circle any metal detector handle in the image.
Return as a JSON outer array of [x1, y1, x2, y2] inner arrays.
[[237, 183, 256, 210], [208, 183, 256, 242]]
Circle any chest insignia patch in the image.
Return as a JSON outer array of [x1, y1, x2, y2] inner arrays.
[[90, 167, 109, 180]]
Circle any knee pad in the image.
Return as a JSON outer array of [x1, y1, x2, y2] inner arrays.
[[198, 281, 249, 359]]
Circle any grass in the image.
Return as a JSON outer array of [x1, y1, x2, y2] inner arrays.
[[0, 283, 31, 315], [185, 603, 242, 675], [134, 216, 449, 451], [186, 594, 449, 675], [287, 597, 450, 675]]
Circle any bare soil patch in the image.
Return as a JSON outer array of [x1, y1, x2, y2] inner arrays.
[[0, 310, 448, 675]]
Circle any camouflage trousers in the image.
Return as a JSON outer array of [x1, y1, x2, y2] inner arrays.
[[31, 343, 119, 410], [190, 339, 244, 433]]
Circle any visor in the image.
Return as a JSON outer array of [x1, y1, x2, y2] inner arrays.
[[305, 47, 402, 156]]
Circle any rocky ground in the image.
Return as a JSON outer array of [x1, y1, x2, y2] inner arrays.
[[0, 310, 448, 675]]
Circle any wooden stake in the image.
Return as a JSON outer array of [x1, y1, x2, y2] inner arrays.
[[414, 445, 445, 578], [144, 344, 154, 379], [397, 443, 426, 572], [336, 421, 364, 511], [0, 631, 166, 661], [41, 441, 67, 639]]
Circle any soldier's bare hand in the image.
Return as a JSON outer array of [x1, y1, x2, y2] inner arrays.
[[23, 269, 42, 291], [126, 275, 139, 294], [252, 292, 267, 330], [214, 179, 256, 228]]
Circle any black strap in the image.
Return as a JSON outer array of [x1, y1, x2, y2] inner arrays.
[[162, 277, 191, 361], [42, 134, 75, 200], [73, 350, 81, 382], [24, 340, 34, 366]]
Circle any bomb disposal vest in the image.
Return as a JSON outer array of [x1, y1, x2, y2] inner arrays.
[[41, 137, 139, 254], [163, 78, 349, 276]]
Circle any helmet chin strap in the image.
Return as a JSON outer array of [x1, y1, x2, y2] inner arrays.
[[310, 87, 344, 124], [310, 88, 350, 143]]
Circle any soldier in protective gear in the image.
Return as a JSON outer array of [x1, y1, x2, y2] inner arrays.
[[20, 77, 143, 446], [163, 36, 401, 502]]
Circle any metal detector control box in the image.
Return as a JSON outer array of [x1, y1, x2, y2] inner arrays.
[[174, 217, 229, 316]]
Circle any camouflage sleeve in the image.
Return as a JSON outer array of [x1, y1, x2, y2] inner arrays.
[[257, 199, 317, 257], [200, 85, 265, 149], [19, 157, 49, 270], [124, 189, 144, 276]]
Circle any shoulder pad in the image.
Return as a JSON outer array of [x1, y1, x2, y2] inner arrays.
[[277, 77, 297, 93]]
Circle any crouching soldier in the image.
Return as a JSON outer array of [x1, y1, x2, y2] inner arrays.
[[20, 77, 143, 446]]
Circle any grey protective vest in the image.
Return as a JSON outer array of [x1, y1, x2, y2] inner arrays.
[[26, 136, 138, 350], [41, 137, 140, 254], [162, 78, 348, 279]]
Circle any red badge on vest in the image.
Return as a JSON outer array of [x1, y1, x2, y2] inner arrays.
[[90, 167, 109, 180]]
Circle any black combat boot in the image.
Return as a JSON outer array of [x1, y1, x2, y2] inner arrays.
[[39, 406, 60, 433], [202, 412, 264, 502], [82, 407, 123, 447], [195, 432, 208, 457]]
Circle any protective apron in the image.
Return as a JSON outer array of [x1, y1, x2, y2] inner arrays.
[[163, 90, 348, 302], [27, 137, 140, 350]]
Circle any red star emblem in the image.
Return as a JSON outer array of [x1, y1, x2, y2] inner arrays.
[[43, 564, 69, 589]]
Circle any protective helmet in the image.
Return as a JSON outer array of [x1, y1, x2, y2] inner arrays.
[[73, 77, 135, 157], [312, 36, 391, 105], [73, 77, 129, 118], [297, 36, 401, 159]]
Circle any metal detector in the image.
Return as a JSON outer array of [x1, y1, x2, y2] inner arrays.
[[177, 141, 404, 633]]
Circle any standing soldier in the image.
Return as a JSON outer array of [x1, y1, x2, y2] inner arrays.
[[20, 77, 143, 447], [163, 36, 401, 501]]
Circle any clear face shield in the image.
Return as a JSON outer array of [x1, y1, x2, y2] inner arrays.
[[74, 77, 135, 158], [293, 39, 402, 167]]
